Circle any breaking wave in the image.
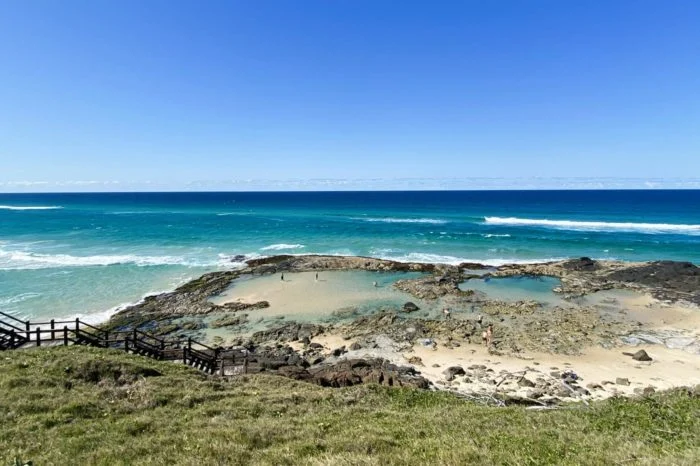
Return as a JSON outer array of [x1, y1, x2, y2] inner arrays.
[[260, 243, 306, 251], [351, 217, 448, 224], [0, 249, 213, 270], [371, 250, 564, 267], [0, 205, 63, 211], [484, 217, 700, 235]]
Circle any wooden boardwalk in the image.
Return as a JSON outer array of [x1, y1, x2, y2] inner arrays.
[[0, 310, 247, 375]]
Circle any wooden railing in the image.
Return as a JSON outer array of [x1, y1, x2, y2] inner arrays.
[[0, 310, 234, 375], [183, 337, 221, 374]]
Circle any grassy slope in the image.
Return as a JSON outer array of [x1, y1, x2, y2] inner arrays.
[[1, 347, 698, 465]]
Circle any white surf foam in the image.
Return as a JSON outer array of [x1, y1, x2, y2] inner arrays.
[[351, 217, 448, 225], [217, 252, 263, 268], [0, 249, 211, 270], [373, 251, 565, 267], [54, 286, 186, 325], [0, 292, 42, 308], [482, 233, 511, 238], [484, 217, 700, 235], [0, 205, 63, 211], [260, 243, 305, 251]]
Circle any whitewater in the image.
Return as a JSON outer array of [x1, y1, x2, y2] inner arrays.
[[1, 190, 699, 321]]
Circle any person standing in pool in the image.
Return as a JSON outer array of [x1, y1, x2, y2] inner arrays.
[[281, 273, 284, 281], [315, 272, 318, 281]]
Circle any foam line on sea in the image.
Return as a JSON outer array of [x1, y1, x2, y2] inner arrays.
[[260, 243, 306, 251], [0, 205, 63, 210], [350, 217, 449, 224], [484, 217, 700, 234]]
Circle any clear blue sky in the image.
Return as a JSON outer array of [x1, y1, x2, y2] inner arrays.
[[1, 1, 699, 191]]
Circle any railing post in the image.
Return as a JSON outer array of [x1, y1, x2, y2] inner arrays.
[[10, 330, 16, 347], [51, 319, 55, 340], [75, 318, 80, 332], [183, 348, 187, 364], [36, 327, 41, 347], [218, 349, 224, 376], [63, 326, 68, 346], [188, 337, 192, 352], [26, 321, 30, 340]]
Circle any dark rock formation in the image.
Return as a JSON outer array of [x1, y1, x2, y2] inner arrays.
[[251, 322, 325, 344], [403, 302, 420, 313], [607, 261, 700, 303], [210, 314, 249, 328], [306, 359, 430, 389], [442, 366, 466, 381], [562, 257, 600, 272], [623, 349, 653, 361], [517, 377, 536, 388], [394, 273, 466, 300]]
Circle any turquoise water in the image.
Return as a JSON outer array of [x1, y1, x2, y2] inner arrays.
[[459, 276, 565, 305], [2, 190, 700, 321], [205, 270, 427, 337]]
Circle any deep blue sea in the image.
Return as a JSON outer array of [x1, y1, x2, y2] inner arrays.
[[2, 190, 699, 322]]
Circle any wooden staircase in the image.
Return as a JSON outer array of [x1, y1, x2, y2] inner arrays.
[[0, 313, 31, 350], [0, 311, 232, 375]]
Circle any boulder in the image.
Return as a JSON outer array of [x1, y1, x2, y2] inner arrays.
[[407, 356, 423, 366], [402, 302, 420, 313], [632, 349, 652, 361], [307, 358, 430, 389], [575, 386, 590, 396], [561, 257, 599, 272], [616, 377, 631, 386], [517, 377, 536, 388], [442, 366, 466, 381]]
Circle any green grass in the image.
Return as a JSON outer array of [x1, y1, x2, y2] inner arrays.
[[1, 347, 698, 465]]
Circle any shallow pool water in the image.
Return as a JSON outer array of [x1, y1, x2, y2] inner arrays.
[[459, 275, 566, 305], [205, 270, 430, 336]]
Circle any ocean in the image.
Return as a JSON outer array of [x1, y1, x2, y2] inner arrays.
[[1, 190, 699, 322]]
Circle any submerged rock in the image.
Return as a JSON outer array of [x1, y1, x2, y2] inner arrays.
[[402, 302, 420, 313]]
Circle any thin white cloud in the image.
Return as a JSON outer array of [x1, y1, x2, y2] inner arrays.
[[2, 177, 700, 192]]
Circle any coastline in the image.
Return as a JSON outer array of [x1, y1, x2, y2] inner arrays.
[[100, 254, 700, 404]]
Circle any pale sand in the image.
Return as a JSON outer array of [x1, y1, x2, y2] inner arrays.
[[212, 271, 422, 319], [308, 334, 700, 401], [215, 272, 700, 400]]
